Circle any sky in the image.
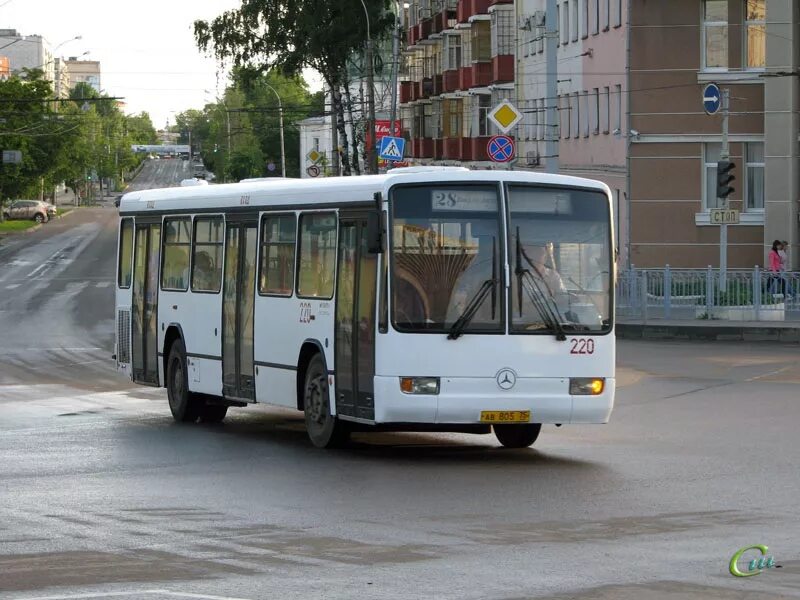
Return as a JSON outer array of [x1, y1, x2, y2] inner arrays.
[[1, 0, 322, 128]]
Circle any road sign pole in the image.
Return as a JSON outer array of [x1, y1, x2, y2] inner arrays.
[[719, 88, 730, 291]]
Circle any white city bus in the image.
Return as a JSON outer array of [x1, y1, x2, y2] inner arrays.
[[115, 167, 615, 448]]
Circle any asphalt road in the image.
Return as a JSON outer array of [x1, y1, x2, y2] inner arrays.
[[1, 164, 799, 600]]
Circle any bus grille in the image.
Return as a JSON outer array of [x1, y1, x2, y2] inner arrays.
[[117, 308, 131, 364]]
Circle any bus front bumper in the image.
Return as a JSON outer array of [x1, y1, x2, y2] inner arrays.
[[372, 376, 615, 425]]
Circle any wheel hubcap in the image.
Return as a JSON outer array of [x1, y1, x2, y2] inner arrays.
[[307, 375, 326, 425], [171, 359, 183, 403]]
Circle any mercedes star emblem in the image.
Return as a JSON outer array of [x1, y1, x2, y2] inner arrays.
[[496, 368, 517, 390]]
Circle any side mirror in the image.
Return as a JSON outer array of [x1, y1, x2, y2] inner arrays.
[[366, 211, 383, 254]]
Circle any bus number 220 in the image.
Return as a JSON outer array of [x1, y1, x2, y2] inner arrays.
[[570, 339, 595, 355]]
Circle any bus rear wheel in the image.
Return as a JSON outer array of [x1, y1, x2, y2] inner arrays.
[[166, 339, 201, 423], [303, 354, 349, 448], [494, 423, 542, 448]]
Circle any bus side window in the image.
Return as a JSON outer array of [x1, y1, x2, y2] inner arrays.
[[259, 214, 297, 296], [297, 212, 336, 299], [191, 216, 224, 293], [118, 218, 134, 289], [161, 217, 192, 291]]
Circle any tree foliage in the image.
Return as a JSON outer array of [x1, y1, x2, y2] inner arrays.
[[194, 0, 393, 176]]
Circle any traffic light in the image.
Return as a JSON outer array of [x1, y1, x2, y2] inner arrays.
[[716, 160, 736, 200]]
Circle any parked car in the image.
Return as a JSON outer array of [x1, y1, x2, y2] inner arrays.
[[42, 202, 57, 219], [2, 200, 50, 223]]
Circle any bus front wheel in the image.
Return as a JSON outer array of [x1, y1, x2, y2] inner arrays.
[[494, 423, 542, 448], [166, 339, 201, 423], [303, 354, 349, 448]]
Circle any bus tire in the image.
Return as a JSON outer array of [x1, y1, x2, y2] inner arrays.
[[493, 423, 542, 448], [303, 354, 349, 448], [166, 339, 201, 423], [199, 403, 228, 423]]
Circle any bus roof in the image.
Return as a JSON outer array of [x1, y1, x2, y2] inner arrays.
[[118, 169, 609, 215]]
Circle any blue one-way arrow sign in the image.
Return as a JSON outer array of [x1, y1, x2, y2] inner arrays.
[[703, 83, 721, 115]]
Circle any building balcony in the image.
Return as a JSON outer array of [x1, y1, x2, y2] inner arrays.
[[491, 55, 514, 84], [443, 137, 461, 160], [432, 7, 457, 34], [420, 18, 433, 41], [457, 0, 491, 23], [459, 66, 474, 90], [411, 138, 434, 159], [466, 136, 492, 161], [472, 61, 492, 88], [432, 74, 444, 97], [400, 81, 413, 104], [488, 0, 513, 5], [407, 24, 419, 46], [433, 138, 444, 160], [443, 70, 460, 93]]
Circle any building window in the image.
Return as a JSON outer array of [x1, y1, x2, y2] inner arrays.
[[703, 0, 728, 70], [592, 0, 599, 34], [602, 87, 610, 134], [613, 0, 622, 27], [745, 0, 766, 70], [491, 9, 514, 56], [601, 0, 609, 30], [745, 142, 765, 210], [443, 34, 461, 71], [704, 143, 723, 210], [581, 0, 589, 38], [592, 88, 600, 134], [614, 84, 622, 132], [478, 94, 492, 137], [582, 92, 590, 137], [571, 0, 579, 41], [560, 3, 568, 45], [259, 214, 296, 296], [471, 19, 491, 62], [572, 92, 580, 138]]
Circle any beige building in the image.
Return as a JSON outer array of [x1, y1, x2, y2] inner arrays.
[[53, 58, 71, 98], [628, 0, 798, 268], [65, 57, 101, 93]]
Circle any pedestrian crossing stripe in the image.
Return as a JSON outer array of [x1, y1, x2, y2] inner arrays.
[[379, 136, 405, 161]]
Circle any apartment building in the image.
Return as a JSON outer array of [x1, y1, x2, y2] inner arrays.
[[400, 0, 517, 164], [65, 57, 101, 93], [0, 30, 55, 83], [628, 0, 798, 268], [516, 0, 628, 262]]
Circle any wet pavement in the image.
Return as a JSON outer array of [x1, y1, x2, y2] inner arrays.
[[1, 163, 799, 599]]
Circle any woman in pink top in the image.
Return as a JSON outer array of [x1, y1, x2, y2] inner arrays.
[[768, 240, 785, 296]]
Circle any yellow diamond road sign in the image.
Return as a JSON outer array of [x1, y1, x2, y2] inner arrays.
[[306, 149, 322, 164], [489, 101, 523, 134]]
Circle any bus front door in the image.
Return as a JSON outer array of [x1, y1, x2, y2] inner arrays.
[[222, 220, 258, 401], [335, 218, 377, 421], [131, 222, 161, 385]]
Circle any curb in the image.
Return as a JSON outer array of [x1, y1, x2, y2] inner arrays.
[[0, 223, 42, 238], [617, 323, 800, 343]]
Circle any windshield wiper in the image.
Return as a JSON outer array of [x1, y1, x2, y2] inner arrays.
[[448, 237, 498, 341], [514, 232, 568, 341], [447, 278, 497, 340]]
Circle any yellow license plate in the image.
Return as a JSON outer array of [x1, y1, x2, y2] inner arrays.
[[480, 411, 531, 423]]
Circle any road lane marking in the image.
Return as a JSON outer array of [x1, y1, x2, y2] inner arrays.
[[95, 281, 112, 288], [5, 283, 20, 289], [17, 589, 257, 600]]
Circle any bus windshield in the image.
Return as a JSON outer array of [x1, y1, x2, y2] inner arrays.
[[508, 185, 612, 334], [391, 185, 503, 333]]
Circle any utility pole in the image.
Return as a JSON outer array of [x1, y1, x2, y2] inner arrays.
[[263, 83, 287, 178], [389, 0, 403, 139], [544, 0, 559, 173], [360, 0, 377, 174], [719, 88, 730, 290], [330, 86, 340, 176]]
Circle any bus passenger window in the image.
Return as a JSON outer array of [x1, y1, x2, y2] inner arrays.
[[191, 216, 224, 293], [161, 218, 192, 291], [118, 218, 134, 288], [259, 214, 296, 296], [297, 212, 336, 299]]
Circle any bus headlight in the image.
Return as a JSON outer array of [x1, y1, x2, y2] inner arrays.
[[570, 378, 605, 396], [399, 377, 440, 395]]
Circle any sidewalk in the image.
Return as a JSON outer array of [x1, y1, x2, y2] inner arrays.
[[617, 318, 800, 342]]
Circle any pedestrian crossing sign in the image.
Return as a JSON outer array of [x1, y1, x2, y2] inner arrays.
[[378, 136, 405, 162]]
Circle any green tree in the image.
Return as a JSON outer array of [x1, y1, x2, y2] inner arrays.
[[194, 0, 392, 176]]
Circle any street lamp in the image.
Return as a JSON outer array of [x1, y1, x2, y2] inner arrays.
[[262, 82, 286, 178], [52, 35, 82, 53], [359, 0, 377, 174]]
